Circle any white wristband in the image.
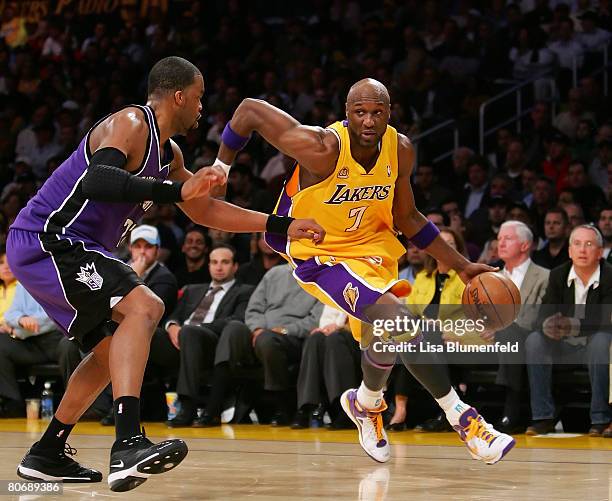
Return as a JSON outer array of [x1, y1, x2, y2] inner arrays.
[[213, 157, 231, 177]]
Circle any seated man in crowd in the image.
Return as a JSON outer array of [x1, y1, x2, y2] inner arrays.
[[526, 225, 612, 436], [173, 226, 212, 288], [0, 282, 64, 416], [163, 244, 254, 427], [126, 224, 179, 318], [291, 305, 361, 429], [247, 264, 323, 425], [175, 263, 323, 428], [532, 207, 570, 270], [487, 221, 549, 434]]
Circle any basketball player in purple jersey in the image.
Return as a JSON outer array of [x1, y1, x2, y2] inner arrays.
[[7, 57, 324, 492]]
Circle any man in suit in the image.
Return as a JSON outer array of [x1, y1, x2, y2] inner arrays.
[[526, 225, 612, 436], [484, 221, 549, 433], [163, 244, 254, 427]]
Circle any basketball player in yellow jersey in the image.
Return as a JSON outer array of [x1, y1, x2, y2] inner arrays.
[[211, 78, 515, 464]]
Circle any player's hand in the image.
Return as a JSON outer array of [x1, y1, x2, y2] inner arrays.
[[19, 316, 39, 333], [458, 262, 498, 285], [287, 218, 325, 244], [181, 166, 227, 200]]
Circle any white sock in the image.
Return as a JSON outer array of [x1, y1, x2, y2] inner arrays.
[[356, 382, 383, 410], [435, 388, 470, 427]]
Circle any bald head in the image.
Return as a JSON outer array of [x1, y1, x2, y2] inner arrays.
[[345, 79, 391, 149], [346, 78, 390, 106]]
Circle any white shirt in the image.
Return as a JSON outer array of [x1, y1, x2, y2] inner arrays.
[[202, 279, 236, 324], [567, 265, 600, 312], [565, 265, 600, 345], [503, 257, 531, 291], [318, 305, 348, 328]]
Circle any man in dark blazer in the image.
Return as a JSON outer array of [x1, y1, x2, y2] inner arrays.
[[526, 225, 612, 436], [161, 244, 254, 427]]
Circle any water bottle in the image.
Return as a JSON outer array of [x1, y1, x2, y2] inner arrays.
[[41, 381, 54, 420]]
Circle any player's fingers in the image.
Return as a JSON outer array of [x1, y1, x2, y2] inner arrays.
[[481, 264, 499, 272], [305, 220, 325, 242]]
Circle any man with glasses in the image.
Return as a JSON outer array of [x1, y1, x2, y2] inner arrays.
[[526, 224, 612, 436]]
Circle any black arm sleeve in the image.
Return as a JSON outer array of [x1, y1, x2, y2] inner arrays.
[[82, 147, 184, 204]]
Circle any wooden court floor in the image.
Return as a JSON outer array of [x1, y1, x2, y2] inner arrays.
[[0, 419, 610, 500]]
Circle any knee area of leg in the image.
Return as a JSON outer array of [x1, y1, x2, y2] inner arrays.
[[137, 296, 164, 324], [364, 344, 396, 368], [254, 331, 277, 352], [305, 331, 325, 346], [525, 331, 545, 350], [587, 332, 611, 358]]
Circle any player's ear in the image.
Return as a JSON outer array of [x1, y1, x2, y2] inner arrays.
[[173, 90, 184, 106]]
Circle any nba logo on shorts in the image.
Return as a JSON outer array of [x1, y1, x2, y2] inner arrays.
[[343, 282, 359, 312], [76, 263, 104, 291]]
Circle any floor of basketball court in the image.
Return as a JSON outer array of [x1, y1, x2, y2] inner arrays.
[[0, 419, 610, 500]]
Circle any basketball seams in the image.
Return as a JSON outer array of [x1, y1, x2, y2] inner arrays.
[[477, 275, 505, 329], [491, 273, 521, 319]]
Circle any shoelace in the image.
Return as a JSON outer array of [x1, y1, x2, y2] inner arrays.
[[465, 416, 495, 445], [367, 411, 385, 445], [61, 443, 77, 458]]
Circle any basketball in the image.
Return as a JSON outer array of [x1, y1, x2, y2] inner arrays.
[[462, 272, 521, 331]]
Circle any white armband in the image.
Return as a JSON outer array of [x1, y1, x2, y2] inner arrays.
[[213, 157, 231, 177]]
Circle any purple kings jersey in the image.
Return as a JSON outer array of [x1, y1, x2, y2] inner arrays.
[[11, 105, 172, 250]]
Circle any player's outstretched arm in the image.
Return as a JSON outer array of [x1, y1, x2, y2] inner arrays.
[[215, 98, 339, 177], [169, 141, 325, 243], [392, 134, 495, 283]]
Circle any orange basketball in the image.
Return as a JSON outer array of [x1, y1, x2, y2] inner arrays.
[[462, 272, 521, 331]]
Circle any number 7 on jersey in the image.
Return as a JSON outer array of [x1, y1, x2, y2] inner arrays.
[[345, 206, 368, 232]]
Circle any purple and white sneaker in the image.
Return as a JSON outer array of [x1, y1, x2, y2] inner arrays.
[[453, 407, 515, 464], [340, 389, 390, 463]]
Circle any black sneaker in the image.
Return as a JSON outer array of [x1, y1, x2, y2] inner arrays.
[[17, 443, 102, 483], [108, 428, 188, 492]]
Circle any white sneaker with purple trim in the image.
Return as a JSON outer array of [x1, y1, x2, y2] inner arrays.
[[453, 407, 515, 464], [341, 389, 390, 463]]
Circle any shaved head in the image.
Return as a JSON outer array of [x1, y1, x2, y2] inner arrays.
[[346, 78, 390, 106]]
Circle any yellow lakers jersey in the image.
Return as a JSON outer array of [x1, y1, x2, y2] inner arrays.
[[273, 121, 405, 265]]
